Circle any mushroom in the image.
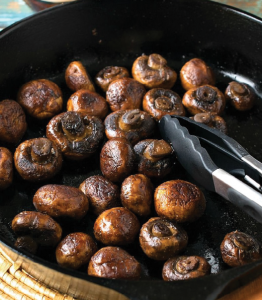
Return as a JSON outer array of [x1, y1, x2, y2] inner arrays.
[[56, 232, 97, 270], [79, 175, 120, 216], [67, 89, 108, 119], [132, 54, 177, 89], [162, 256, 211, 281], [94, 207, 140, 245], [154, 180, 206, 223], [0, 147, 13, 190], [220, 231, 262, 267], [46, 111, 104, 160], [12, 211, 62, 247], [225, 81, 255, 111], [143, 88, 185, 121], [180, 58, 215, 91], [65, 61, 95, 92], [134, 139, 174, 178], [191, 112, 227, 134], [104, 109, 156, 145], [95, 66, 130, 92], [139, 217, 188, 260], [88, 246, 141, 279], [17, 79, 63, 120], [182, 85, 226, 115], [106, 78, 146, 111], [14, 138, 62, 182], [14, 236, 38, 255], [0, 100, 27, 144], [33, 184, 89, 220]]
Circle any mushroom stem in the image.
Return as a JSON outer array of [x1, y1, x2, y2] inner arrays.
[[31, 138, 52, 164], [143, 140, 173, 162], [119, 109, 143, 131], [233, 233, 253, 250], [176, 257, 199, 274], [103, 67, 121, 79], [61, 112, 85, 140], [229, 82, 248, 96], [155, 97, 173, 111], [196, 86, 217, 103], [148, 54, 167, 70], [193, 112, 212, 124], [152, 222, 172, 237]]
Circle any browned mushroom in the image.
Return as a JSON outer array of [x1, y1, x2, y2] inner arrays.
[[17, 79, 63, 120], [12, 211, 62, 247], [33, 185, 89, 220], [182, 85, 226, 115], [67, 89, 108, 119], [191, 112, 227, 134], [225, 81, 255, 111], [121, 174, 153, 217], [94, 207, 140, 245], [14, 236, 38, 255], [79, 175, 120, 216], [100, 138, 136, 183], [0, 147, 13, 190], [162, 256, 211, 281], [0, 100, 27, 144], [106, 78, 146, 111], [139, 217, 188, 260], [88, 246, 141, 279], [95, 66, 130, 92], [134, 139, 174, 178], [56, 232, 97, 270], [154, 180, 206, 223], [180, 58, 215, 91], [220, 231, 262, 267], [132, 54, 177, 89], [104, 109, 156, 145], [143, 88, 185, 121], [46, 111, 104, 160], [14, 138, 62, 182], [65, 61, 95, 92]]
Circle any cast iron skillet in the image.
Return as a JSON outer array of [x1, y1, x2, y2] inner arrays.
[[1, 0, 262, 299]]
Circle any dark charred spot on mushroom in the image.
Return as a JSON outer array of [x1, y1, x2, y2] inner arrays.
[[31, 138, 52, 164], [15, 236, 38, 254], [176, 257, 199, 274], [148, 54, 167, 69], [61, 111, 85, 138], [152, 221, 172, 237], [119, 109, 143, 131], [143, 140, 173, 162], [196, 86, 217, 104]]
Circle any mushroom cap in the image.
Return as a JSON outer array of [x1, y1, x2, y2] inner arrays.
[[191, 112, 227, 134], [0, 147, 13, 190]]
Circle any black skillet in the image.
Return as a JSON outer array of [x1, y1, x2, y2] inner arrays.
[[1, 0, 262, 299]]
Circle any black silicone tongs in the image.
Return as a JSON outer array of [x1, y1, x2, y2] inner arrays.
[[159, 115, 262, 223]]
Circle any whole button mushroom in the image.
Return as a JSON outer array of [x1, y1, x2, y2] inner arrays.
[[106, 78, 146, 112], [56, 232, 97, 270], [220, 231, 262, 267], [191, 112, 227, 134], [180, 58, 215, 91], [15, 236, 38, 255], [0, 147, 13, 190], [132, 53, 177, 89], [17, 79, 63, 120], [162, 256, 211, 281], [88, 246, 141, 279], [0, 100, 27, 144], [139, 217, 188, 260], [46, 111, 104, 160], [154, 180, 206, 223], [14, 138, 62, 182], [104, 109, 156, 145], [143, 88, 185, 121], [94, 207, 140, 245]]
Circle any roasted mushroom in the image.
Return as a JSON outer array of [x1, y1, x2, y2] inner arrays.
[[180, 58, 215, 91], [56, 232, 97, 270], [67, 89, 108, 119], [162, 256, 211, 281], [143, 88, 185, 121], [139, 217, 188, 260], [104, 109, 156, 145], [191, 112, 227, 134], [14, 138, 62, 182], [12, 211, 62, 247], [65, 61, 95, 92], [132, 54, 177, 89], [79, 175, 120, 216], [182, 85, 226, 115], [88, 246, 141, 279], [121, 174, 153, 217], [154, 180, 206, 223], [225, 81, 255, 111], [106, 78, 146, 111], [17, 79, 63, 120], [0, 147, 13, 190], [134, 139, 174, 178], [0, 100, 27, 144], [95, 66, 130, 92], [94, 207, 140, 245], [46, 111, 104, 160], [100, 138, 136, 183], [14, 236, 38, 255], [220, 231, 262, 267]]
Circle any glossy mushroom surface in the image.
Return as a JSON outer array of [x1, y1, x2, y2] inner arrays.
[[0, 147, 13, 190], [14, 236, 38, 255], [191, 112, 227, 134]]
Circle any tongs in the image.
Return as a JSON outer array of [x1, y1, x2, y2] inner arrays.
[[159, 115, 262, 223]]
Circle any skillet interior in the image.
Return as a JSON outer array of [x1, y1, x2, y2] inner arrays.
[[1, 0, 262, 299]]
